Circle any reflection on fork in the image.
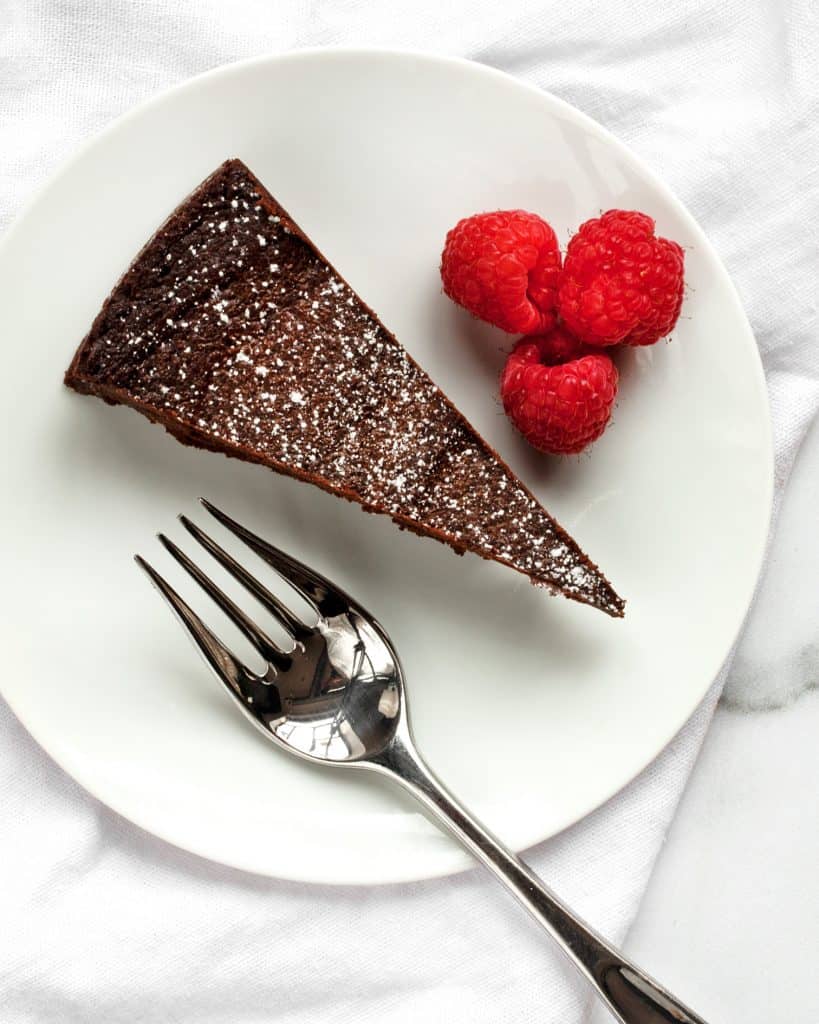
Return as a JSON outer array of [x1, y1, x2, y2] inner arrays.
[[137, 499, 708, 1024], [136, 500, 402, 763]]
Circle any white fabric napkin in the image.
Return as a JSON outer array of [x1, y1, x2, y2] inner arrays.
[[1, 3, 816, 1021]]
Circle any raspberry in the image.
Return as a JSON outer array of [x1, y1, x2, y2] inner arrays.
[[441, 211, 562, 335], [558, 210, 684, 347], [500, 332, 618, 454]]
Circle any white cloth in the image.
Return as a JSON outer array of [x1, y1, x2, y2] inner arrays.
[[1, 3, 816, 1022]]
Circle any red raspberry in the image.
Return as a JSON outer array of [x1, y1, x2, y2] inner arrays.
[[500, 332, 618, 454], [558, 210, 684, 347], [441, 211, 562, 335]]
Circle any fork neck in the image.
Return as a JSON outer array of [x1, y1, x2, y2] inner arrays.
[[368, 732, 525, 878]]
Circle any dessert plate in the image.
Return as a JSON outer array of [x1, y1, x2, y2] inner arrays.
[[0, 50, 772, 884]]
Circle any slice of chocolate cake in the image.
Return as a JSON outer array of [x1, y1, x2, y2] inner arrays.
[[65, 159, 623, 616]]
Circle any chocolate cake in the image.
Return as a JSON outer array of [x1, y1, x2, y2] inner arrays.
[[65, 159, 624, 617]]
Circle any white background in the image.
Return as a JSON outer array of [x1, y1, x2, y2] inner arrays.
[[2, 3, 817, 1022], [623, 412, 819, 1023]]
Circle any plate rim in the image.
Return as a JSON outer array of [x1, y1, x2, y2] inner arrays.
[[0, 47, 774, 884]]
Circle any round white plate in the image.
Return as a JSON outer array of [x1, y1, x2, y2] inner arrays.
[[0, 50, 772, 884]]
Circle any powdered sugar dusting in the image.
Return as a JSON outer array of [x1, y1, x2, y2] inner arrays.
[[72, 161, 621, 615]]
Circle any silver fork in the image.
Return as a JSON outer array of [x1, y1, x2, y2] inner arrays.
[[137, 499, 708, 1024]]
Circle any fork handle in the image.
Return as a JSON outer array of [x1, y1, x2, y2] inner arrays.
[[372, 735, 709, 1024]]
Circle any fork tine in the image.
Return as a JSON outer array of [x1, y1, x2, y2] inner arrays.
[[179, 515, 312, 642], [199, 498, 349, 617], [134, 555, 256, 705], [157, 535, 291, 671]]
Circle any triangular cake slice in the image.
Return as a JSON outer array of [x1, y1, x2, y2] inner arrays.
[[65, 159, 623, 616]]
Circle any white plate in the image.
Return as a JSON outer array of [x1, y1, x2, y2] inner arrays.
[[0, 50, 772, 884]]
